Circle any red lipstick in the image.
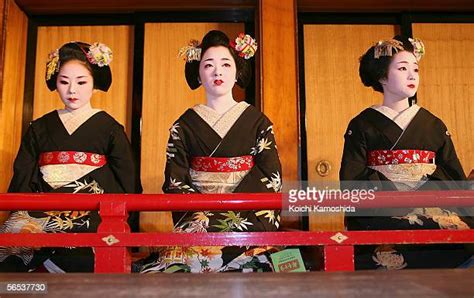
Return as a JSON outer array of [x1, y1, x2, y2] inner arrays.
[[214, 80, 223, 86]]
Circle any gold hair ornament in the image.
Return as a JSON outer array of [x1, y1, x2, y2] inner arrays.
[[374, 39, 404, 59], [178, 40, 202, 62]]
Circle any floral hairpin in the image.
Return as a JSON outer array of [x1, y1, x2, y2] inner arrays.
[[230, 33, 257, 59], [408, 38, 425, 61], [374, 39, 404, 59], [46, 48, 60, 80], [86, 42, 113, 67], [178, 40, 202, 62]]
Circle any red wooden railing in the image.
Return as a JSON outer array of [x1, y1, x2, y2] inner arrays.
[[0, 191, 473, 273]]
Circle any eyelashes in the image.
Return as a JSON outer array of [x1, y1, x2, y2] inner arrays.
[[203, 63, 233, 69], [58, 80, 89, 85], [397, 67, 419, 72]]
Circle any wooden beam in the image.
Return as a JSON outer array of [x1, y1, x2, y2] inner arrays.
[[15, 0, 474, 15], [298, 0, 474, 12], [259, 0, 299, 227], [259, 0, 299, 182], [15, 0, 256, 15]]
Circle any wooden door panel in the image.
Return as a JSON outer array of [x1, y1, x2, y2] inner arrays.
[[304, 24, 399, 230], [413, 23, 474, 177]]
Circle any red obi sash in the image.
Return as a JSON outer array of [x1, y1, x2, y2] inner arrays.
[[368, 149, 435, 166], [39, 151, 107, 167], [191, 155, 254, 172]]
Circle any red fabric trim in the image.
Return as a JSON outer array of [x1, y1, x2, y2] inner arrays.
[[368, 149, 435, 166], [191, 155, 254, 172], [39, 151, 107, 167]]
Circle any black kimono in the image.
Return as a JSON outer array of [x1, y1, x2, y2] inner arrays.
[[139, 102, 282, 273], [340, 105, 473, 269], [0, 110, 141, 272]]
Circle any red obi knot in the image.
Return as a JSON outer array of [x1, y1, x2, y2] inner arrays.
[[39, 151, 107, 166], [368, 149, 435, 166], [191, 155, 254, 172]]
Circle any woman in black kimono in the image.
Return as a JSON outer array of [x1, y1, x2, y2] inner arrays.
[[138, 30, 282, 273], [340, 35, 473, 269], [0, 41, 142, 272]]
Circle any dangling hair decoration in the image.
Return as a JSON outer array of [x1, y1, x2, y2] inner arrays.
[[178, 40, 202, 62], [374, 39, 404, 59], [46, 48, 60, 80]]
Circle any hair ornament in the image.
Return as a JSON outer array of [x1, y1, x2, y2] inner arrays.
[[46, 48, 60, 80], [86, 42, 113, 67], [374, 39, 404, 59], [408, 37, 425, 61], [230, 33, 257, 59], [178, 40, 202, 62]]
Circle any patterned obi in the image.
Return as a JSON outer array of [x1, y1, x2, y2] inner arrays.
[[191, 155, 254, 172], [39, 151, 107, 167], [367, 150, 435, 166]]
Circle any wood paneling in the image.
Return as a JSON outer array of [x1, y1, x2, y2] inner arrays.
[[15, 0, 256, 14], [413, 23, 474, 176], [304, 24, 398, 230], [140, 23, 244, 232], [298, 0, 474, 12], [0, 0, 6, 98], [259, 0, 300, 228], [33, 26, 133, 133], [259, 0, 298, 182], [0, 0, 27, 223]]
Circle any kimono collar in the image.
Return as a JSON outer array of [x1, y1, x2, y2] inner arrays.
[[371, 104, 420, 130], [57, 105, 102, 135]]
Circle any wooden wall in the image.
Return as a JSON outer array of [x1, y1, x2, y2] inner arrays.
[[259, 0, 300, 228], [413, 23, 474, 176], [0, 0, 5, 97], [0, 0, 27, 223], [0, 0, 27, 193], [304, 24, 399, 231], [259, 0, 298, 182]]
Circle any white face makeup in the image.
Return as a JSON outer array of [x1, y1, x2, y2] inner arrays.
[[56, 60, 94, 111], [198, 46, 237, 98], [380, 50, 420, 101]]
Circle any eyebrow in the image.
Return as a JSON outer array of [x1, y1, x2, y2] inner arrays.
[[396, 61, 418, 65], [58, 75, 90, 79], [203, 57, 232, 62]]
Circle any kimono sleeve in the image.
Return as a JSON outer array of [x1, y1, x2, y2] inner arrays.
[[108, 123, 142, 193], [233, 117, 282, 193], [162, 122, 199, 194], [339, 119, 388, 184], [8, 124, 41, 193], [429, 122, 466, 181]]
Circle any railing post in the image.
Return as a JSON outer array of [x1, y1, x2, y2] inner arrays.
[[324, 245, 354, 272], [95, 199, 131, 273]]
